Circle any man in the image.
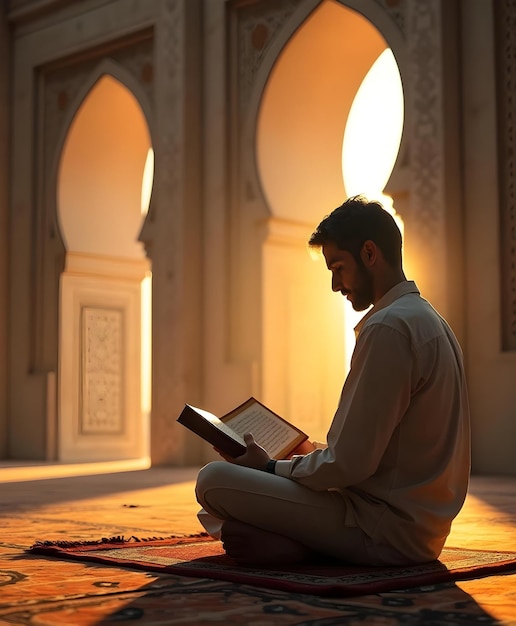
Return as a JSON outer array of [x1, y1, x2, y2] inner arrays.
[[196, 196, 471, 566]]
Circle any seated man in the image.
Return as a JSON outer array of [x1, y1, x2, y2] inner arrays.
[[195, 196, 471, 567]]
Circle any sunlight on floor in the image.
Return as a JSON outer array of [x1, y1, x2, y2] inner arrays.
[[0, 457, 151, 483], [447, 490, 516, 552]]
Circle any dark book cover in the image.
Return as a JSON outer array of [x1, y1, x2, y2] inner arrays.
[[177, 404, 246, 458]]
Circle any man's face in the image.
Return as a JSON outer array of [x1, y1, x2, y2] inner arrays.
[[322, 241, 374, 312]]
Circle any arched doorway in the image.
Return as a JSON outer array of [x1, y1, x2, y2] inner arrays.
[[255, 0, 404, 440], [57, 74, 153, 462]]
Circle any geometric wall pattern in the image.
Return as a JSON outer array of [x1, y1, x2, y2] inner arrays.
[[495, 0, 516, 350], [81, 307, 124, 435]]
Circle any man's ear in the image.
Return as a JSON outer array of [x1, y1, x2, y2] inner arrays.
[[360, 240, 377, 266]]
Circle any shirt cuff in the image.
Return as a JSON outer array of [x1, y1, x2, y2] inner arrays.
[[274, 459, 292, 478]]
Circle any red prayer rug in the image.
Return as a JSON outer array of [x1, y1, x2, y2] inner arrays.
[[28, 534, 516, 597]]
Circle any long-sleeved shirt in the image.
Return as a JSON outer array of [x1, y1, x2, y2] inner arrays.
[[275, 281, 471, 562]]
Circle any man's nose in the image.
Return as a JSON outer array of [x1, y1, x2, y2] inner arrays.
[[331, 274, 341, 292]]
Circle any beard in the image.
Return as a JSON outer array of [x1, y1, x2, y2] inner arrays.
[[349, 262, 375, 311]]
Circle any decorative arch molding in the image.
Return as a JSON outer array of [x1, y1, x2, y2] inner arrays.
[[53, 58, 154, 182], [42, 32, 154, 211], [233, 0, 408, 222], [53, 58, 154, 257]]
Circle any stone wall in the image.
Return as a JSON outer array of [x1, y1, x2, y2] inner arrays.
[[2, 0, 516, 473]]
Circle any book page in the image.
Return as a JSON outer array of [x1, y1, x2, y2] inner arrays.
[[193, 406, 246, 446], [224, 404, 301, 458]]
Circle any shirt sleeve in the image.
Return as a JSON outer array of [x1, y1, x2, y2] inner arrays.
[[274, 322, 415, 490]]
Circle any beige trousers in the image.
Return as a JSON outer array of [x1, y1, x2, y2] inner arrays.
[[195, 461, 407, 566]]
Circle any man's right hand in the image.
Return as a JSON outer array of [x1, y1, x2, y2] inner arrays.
[[215, 432, 271, 470]]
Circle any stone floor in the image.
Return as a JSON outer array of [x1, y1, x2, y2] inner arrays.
[[0, 463, 515, 625]]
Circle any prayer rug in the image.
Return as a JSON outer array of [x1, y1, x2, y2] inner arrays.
[[28, 534, 516, 597]]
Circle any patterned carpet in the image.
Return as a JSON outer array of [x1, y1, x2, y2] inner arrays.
[[0, 466, 515, 625]]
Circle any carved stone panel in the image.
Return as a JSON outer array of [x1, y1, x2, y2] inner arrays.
[[59, 262, 146, 462], [81, 306, 124, 435], [405, 0, 444, 242], [495, 0, 516, 350]]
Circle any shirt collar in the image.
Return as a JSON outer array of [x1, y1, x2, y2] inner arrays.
[[354, 280, 420, 337]]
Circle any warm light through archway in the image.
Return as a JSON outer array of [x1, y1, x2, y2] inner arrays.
[[58, 75, 151, 258], [341, 48, 404, 368], [141, 148, 154, 215], [140, 147, 154, 420], [342, 49, 404, 201]]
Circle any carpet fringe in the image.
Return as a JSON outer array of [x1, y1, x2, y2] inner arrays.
[[29, 532, 209, 550]]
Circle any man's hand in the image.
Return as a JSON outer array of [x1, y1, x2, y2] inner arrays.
[[215, 433, 270, 470]]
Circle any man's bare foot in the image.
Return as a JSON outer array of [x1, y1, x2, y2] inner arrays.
[[220, 519, 314, 566]]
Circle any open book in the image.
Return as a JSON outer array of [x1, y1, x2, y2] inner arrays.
[[177, 397, 308, 459]]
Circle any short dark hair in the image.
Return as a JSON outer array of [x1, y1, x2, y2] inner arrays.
[[308, 196, 402, 268]]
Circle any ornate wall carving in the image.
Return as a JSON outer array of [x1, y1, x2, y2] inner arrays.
[[232, 0, 300, 111], [81, 306, 124, 435], [495, 0, 516, 350], [148, 0, 182, 228], [405, 0, 444, 242]]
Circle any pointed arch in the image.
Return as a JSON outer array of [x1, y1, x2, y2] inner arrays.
[[54, 57, 154, 171], [53, 59, 154, 256], [239, 0, 408, 221]]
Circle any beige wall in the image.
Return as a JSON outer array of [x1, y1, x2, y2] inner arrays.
[[462, 1, 516, 475]]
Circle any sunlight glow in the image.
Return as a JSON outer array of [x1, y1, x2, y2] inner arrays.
[[141, 271, 152, 449], [341, 48, 405, 370], [140, 151, 153, 454], [0, 458, 151, 483], [342, 49, 404, 200], [141, 148, 154, 215]]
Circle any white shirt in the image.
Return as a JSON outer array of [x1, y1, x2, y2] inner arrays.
[[275, 281, 471, 561]]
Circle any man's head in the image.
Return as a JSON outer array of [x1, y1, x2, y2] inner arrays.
[[308, 196, 402, 267], [308, 196, 404, 310]]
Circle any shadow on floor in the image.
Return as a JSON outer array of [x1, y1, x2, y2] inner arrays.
[[0, 467, 201, 511]]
